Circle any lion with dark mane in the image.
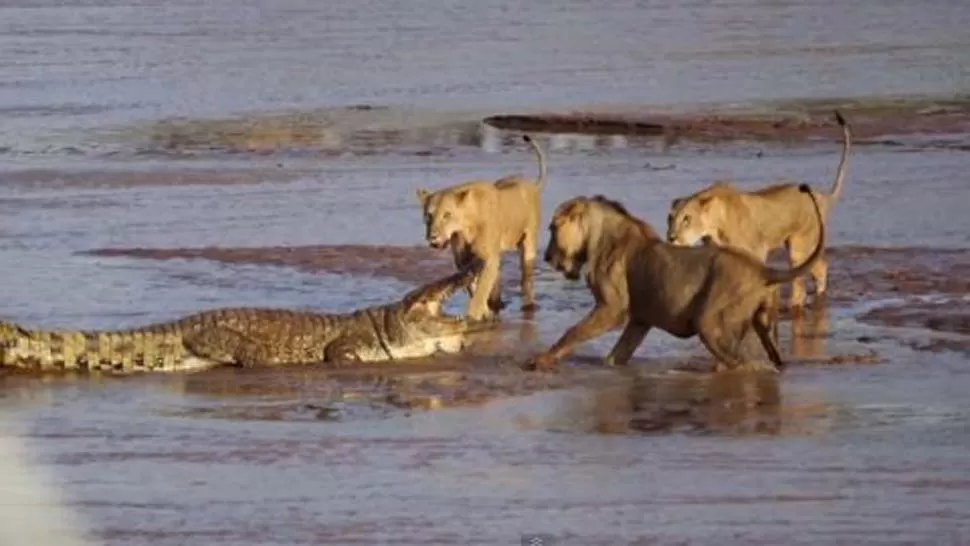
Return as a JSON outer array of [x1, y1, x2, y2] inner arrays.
[[525, 186, 825, 373]]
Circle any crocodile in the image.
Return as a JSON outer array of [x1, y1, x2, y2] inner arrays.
[[0, 270, 490, 374]]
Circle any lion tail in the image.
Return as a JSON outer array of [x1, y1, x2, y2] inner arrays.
[[522, 134, 547, 190], [763, 184, 825, 286], [828, 110, 852, 202]]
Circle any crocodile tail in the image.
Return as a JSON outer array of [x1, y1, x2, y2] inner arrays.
[[764, 184, 825, 286], [828, 110, 852, 202], [522, 134, 547, 190]]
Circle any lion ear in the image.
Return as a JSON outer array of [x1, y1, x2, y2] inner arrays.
[[454, 189, 470, 204], [416, 188, 430, 205], [697, 195, 714, 209], [670, 197, 683, 211]]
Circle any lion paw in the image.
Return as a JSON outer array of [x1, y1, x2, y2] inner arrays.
[[522, 353, 558, 372]]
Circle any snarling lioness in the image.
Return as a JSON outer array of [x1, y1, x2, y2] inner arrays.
[[416, 134, 548, 321], [667, 110, 851, 312], [524, 185, 824, 373]]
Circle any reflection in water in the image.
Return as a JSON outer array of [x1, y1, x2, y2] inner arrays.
[[789, 301, 831, 360], [0, 419, 92, 546], [161, 372, 449, 421], [157, 361, 562, 422], [515, 318, 541, 346], [546, 370, 835, 437], [143, 357, 843, 437]]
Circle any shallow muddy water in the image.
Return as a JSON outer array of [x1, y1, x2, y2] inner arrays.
[[2, 0, 970, 544], [3, 143, 970, 544]]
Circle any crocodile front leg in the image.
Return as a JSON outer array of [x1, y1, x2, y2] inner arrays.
[[181, 327, 270, 368], [323, 334, 392, 367]]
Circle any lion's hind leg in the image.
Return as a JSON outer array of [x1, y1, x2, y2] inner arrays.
[[696, 287, 773, 373], [605, 321, 651, 367], [517, 230, 539, 313], [760, 289, 781, 349], [696, 316, 745, 373], [487, 268, 507, 313], [753, 308, 785, 372], [785, 234, 822, 313], [808, 248, 829, 303]]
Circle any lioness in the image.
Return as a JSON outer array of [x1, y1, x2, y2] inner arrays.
[[416, 134, 547, 321], [666, 110, 851, 312], [524, 185, 824, 372]]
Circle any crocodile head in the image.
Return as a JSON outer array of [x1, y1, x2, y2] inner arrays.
[[365, 268, 495, 361]]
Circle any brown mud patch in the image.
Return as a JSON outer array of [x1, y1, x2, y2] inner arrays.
[[486, 95, 970, 145], [782, 246, 970, 354], [825, 246, 970, 302], [859, 300, 970, 337]]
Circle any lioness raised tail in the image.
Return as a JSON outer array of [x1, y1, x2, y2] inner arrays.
[[666, 110, 850, 311]]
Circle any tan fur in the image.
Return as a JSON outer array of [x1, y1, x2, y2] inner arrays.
[[667, 110, 852, 311], [416, 134, 548, 321], [700, 234, 781, 350], [525, 186, 825, 373]]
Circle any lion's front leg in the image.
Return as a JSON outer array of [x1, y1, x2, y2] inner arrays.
[[518, 231, 539, 313], [450, 239, 477, 299], [466, 258, 501, 321], [524, 304, 626, 371]]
